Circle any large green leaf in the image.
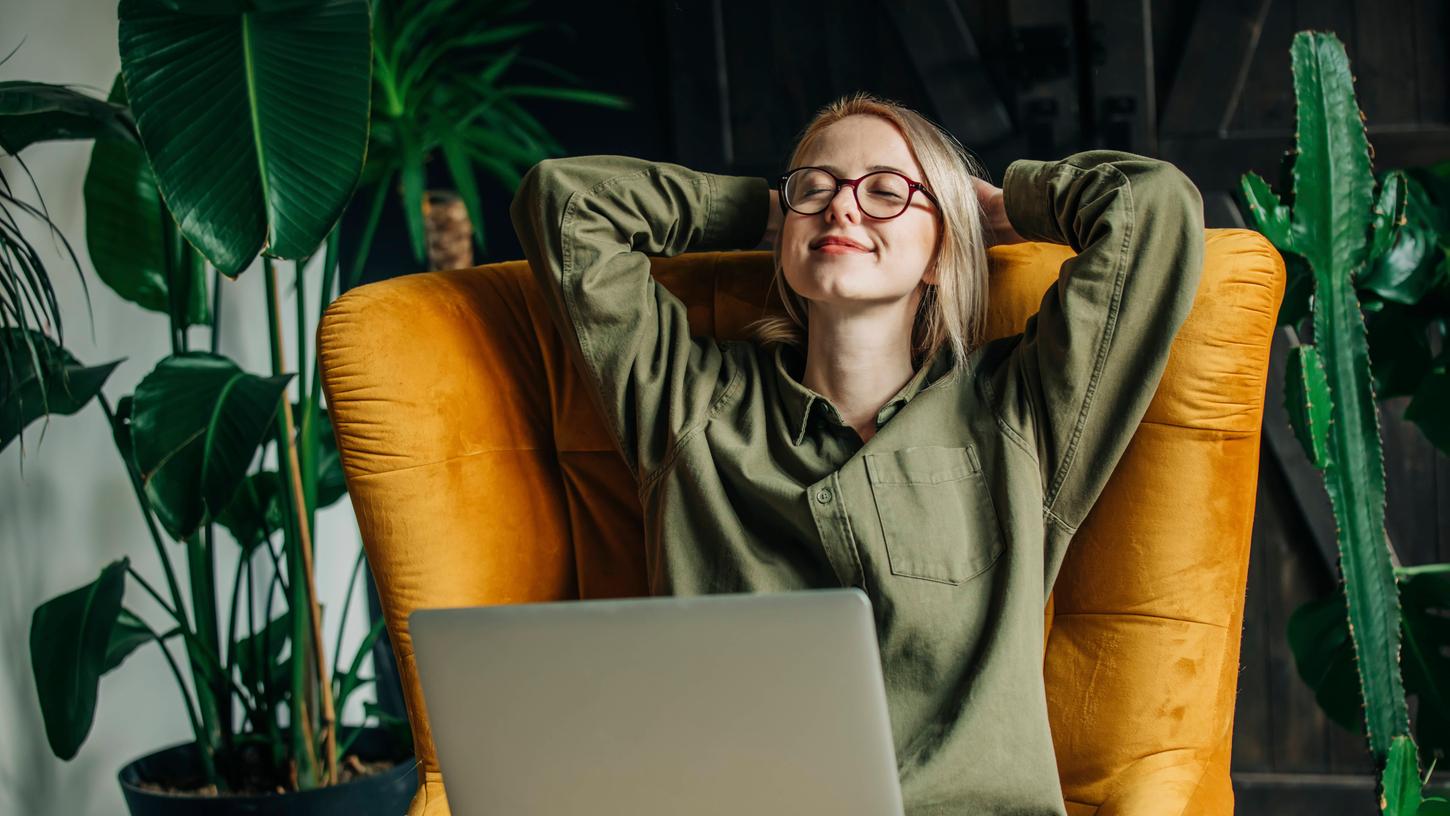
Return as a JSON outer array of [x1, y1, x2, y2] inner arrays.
[[215, 469, 284, 550], [116, 0, 372, 276], [1, 328, 122, 453], [82, 73, 210, 324], [1361, 176, 1450, 305], [1363, 300, 1434, 400], [1288, 29, 1408, 759], [30, 558, 129, 760], [0, 81, 136, 154], [1288, 574, 1450, 770], [130, 353, 292, 540], [104, 608, 174, 673], [1287, 588, 1364, 734], [1399, 571, 1450, 767]]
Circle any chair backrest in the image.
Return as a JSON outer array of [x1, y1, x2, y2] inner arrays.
[[317, 230, 1285, 816]]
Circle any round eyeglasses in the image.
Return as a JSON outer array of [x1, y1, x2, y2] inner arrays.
[[777, 166, 939, 220]]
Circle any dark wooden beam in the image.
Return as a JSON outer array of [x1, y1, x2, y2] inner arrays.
[[665, 0, 732, 171], [1085, 0, 1157, 155], [882, 0, 1013, 146], [1159, 0, 1274, 137]]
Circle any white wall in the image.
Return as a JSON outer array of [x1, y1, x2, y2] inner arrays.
[[0, 1, 375, 813]]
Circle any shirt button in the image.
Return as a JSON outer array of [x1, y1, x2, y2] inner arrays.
[[815, 487, 834, 504]]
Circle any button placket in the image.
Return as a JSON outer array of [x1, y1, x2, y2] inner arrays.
[[807, 474, 861, 588]]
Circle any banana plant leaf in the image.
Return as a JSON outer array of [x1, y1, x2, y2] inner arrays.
[[83, 73, 209, 324], [116, 0, 372, 276], [0, 80, 136, 153], [29, 558, 129, 760], [130, 353, 293, 540], [0, 328, 122, 453]]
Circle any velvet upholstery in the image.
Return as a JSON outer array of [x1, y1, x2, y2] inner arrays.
[[316, 228, 1285, 815]]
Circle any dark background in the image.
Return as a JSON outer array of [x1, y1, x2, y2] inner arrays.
[[350, 1, 1450, 813]]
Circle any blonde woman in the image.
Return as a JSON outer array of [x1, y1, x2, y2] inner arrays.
[[509, 90, 1204, 815]]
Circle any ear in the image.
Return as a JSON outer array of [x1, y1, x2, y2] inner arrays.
[[922, 262, 939, 286]]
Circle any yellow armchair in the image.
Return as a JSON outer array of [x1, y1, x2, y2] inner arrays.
[[317, 229, 1285, 815]]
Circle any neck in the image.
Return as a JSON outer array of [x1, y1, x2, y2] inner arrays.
[[801, 294, 921, 434]]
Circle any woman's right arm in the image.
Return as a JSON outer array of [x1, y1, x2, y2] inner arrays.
[[509, 156, 770, 486]]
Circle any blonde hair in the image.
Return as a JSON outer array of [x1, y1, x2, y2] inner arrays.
[[742, 91, 991, 383]]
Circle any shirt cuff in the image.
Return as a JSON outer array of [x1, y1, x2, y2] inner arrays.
[[1001, 158, 1066, 245], [700, 172, 771, 252]]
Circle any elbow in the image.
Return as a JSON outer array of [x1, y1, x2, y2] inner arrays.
[[509, 157, 573, 234]]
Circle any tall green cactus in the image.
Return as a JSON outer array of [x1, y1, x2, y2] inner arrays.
[[1240, 30, 1410, 767]]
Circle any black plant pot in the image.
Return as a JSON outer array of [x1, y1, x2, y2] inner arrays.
[[118, 727, 417, 816]]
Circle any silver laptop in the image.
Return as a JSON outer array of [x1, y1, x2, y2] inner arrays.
[[409, 588, 905, 816]]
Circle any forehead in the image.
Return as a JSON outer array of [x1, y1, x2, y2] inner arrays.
[[797, 115, 922, 177]]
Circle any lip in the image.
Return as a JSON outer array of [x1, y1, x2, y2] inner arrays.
[[811, 236, 873, 253]]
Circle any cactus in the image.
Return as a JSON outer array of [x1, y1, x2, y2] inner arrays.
[[1240, 28, 1411, 776]]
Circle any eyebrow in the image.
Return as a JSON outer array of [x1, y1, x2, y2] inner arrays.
[[814, 163, 913, 176]]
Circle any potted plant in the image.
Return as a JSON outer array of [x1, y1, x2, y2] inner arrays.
[[1, 0, 629, 811]]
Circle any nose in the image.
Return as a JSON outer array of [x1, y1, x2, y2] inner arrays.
[[824, 182, 861, 224]]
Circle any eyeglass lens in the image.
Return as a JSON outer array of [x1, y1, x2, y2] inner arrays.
[[784, 169, 912, 218]]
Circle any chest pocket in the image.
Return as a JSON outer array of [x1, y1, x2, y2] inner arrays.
[[864, 445, 1004, 585]]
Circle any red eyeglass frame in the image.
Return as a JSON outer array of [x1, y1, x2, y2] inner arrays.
[[776, 166, 939, 219]]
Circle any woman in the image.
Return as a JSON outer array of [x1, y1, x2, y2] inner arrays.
[[509, 91, 1204, 815]]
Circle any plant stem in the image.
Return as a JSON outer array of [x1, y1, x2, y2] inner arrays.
[[126, 564, 180, 621], [330, 545, 367, 687], [226, 541, 246, 677], [211, 266, 223, 355], [185, 527, 228, 783], [264, 258, 338, 786], [136, 614, 212, 781], [97, 393, 224, 787]]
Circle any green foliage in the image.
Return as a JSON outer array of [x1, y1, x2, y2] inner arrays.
[[130, 354, 293, 541], [0, 329, 122, 454], [360, 0, 632, 272], [82, 73, 210, 324], [116, 0, 373, 275], [29, 559, 130, 760], [1287, 569, 1450, 769], [10, 0, 625, 794]]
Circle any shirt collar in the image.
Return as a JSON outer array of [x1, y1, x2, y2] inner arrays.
[[774, 342, 952, 446]]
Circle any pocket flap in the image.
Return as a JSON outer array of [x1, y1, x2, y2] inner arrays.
[[864, 445, 977, 485]]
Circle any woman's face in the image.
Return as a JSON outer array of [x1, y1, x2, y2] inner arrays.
[[780, 114, 940, 312]]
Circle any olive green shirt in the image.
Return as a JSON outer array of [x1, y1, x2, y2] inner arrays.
[[509, 150, 1204, 815]]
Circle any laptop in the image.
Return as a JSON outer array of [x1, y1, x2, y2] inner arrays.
[[408, 588, 905, 815]]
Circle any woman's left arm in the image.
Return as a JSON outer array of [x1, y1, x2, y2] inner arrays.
[[975, 150, 1206, 547]]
